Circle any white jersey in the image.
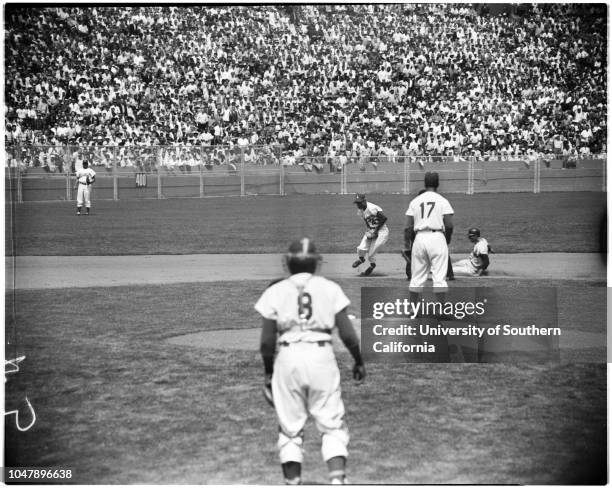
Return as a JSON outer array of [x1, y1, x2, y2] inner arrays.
[[76, 167, 96, 185], [254, 272, 350, 343], [405, 190, 454, 231], [358, 201, 386, 230], [469, 237, 489, 268]]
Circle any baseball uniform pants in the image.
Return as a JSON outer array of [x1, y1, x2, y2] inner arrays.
[[77, 184, 92, 208], [452, 258, 480, 276], [409, 231, 449, 291], [272, 342, 349, 464], [357, 225, 389, 263]]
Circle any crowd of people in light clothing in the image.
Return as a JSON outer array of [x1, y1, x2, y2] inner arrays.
[[5, 4, 606, 171]]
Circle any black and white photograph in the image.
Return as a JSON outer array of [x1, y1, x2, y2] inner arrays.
[[4, 3, 608, 485]]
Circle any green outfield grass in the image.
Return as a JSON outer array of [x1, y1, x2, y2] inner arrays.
[[4, 278, 606, 484], [6, 191, 606, 255]]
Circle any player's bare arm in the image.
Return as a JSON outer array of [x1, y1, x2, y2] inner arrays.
[[335, 307, 365, 382], [479, 254, 490, 272], [260, 317, 277, 405], [404, 215, 415, 251], [443, 214, 454, 244]]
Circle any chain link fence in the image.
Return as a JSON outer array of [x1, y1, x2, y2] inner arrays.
[[4, 145, 606, 202]]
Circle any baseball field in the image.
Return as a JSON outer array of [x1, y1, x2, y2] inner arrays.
[[4, 190, 607, 484]]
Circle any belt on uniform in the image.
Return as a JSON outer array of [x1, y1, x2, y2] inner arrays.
[[417, 229, 442, 232], [279, 341, 331, 347], [79, 182, 90, 185]]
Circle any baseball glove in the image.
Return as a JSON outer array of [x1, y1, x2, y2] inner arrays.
[[365, 229, 378, 239], [263, 375, 274, 407]]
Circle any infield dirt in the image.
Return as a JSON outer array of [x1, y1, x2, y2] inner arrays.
[[6, 252, 605, 289]]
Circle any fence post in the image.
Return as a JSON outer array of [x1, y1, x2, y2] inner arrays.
[[538, 158, 542, 193], [199, 162, 204, 198], [16, 166, 23, 203], [482, 155, 487, 187], [467, 158, 473, 195], [240, 148, 245, 197], [157, 146, 163, 199], [14, 146, 23, 203], [66, 170, 71, 201], [113, 146, 118, 201], [279, 162, 284, 196], [533, 158, 539, 193]]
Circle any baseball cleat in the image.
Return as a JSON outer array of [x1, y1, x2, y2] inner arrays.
[[330, 476, 348, 485], [363, 263, 376, 276], [351, 258, 365, 268]]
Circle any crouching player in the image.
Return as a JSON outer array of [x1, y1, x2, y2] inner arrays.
[[452, 228, 491, 276]]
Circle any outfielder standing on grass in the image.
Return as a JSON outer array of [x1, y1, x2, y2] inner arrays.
[[403, 172, 454, 294], [74, 160, 96, 215], [352, 193, 389, 276], [255, 238, 366, 485]]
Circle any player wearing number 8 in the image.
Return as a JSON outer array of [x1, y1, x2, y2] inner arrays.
[[255, 238, 365, 485], [404, 172, 454, 292]]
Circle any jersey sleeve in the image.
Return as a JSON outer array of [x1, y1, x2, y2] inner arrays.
[[475, 239, 489, 256], [405, 200, 416, 216], [254, 286, 278, 320], [331, 282, 351, 314], [370, 203, 383, 214], [441, 198, 454, 215]]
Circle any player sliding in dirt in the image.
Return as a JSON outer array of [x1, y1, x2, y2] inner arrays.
[[452, 228, 491, 276]]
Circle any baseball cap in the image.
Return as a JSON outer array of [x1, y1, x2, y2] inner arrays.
[[353, 193, 367, 203], [424, 171, 439, 188], [467, 227, 481, 237], [287, 237, 319, 259]]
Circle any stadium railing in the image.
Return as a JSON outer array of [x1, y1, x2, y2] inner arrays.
[[4, 145, 606, 202]]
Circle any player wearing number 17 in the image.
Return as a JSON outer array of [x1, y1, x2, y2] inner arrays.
[[404, 172, 454, 292], [255, 238, 365, 485]]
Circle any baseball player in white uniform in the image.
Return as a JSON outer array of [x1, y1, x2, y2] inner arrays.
[[352, 193, 389, 276], [404, 172, 454, 292], [75, 160, 96, 215], [452, 228, 491, 276], [255, 238, 365, 485]]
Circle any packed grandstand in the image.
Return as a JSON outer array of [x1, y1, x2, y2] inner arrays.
[[4, 4, 607, 169]]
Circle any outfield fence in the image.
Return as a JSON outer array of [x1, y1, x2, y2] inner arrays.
[[4, 144, 606, 202]]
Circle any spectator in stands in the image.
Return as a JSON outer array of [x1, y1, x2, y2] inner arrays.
[[4, 4, 607, 167]]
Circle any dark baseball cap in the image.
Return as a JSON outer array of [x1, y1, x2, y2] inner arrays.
[[424, 171, 439, 188], [353, 193, 367, 203]]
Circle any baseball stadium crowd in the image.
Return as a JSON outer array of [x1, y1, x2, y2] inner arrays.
[[4, 4, 607, 169]]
